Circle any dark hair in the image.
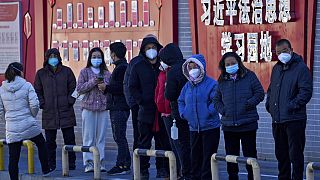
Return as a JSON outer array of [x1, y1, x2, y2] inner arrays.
[[218, 52, 248, 83], [5, 62, 23, 82], [110, 42, 127, 59], [276, 39, 292, 49], [86, 47, 108, 73], [44, 48, 62, 67]]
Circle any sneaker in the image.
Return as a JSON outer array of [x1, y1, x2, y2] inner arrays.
[[101, 166, 107, 172], [156, 168, 169, 178], [107, 165, 131, 175], [43, 168, 55, 177], [84, 161, 94, 173]]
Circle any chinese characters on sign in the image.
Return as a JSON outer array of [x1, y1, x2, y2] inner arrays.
[[201, 0, 291, 25], [221, 31, 272, 63]]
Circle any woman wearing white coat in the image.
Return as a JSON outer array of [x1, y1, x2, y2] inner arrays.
[[0, 63, 53, 180]]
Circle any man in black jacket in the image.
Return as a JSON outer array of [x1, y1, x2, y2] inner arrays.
[[129, 36, 171, 179], [266, 39, 313, 180], [159, 43, 192, 179], [98, 42, 131, 175]]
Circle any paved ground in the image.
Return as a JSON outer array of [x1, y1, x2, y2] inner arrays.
[[0, 147, 319, 180]]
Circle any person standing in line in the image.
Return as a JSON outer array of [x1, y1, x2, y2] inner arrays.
[[34, 48, 77, 171], [128, 36, 171, 179], [266, 39, 313, 180], [0, 63, 54, 180], [98, 42, 131, 175], [77, 47, 111, 172], [159, 43, 192, 179], [213, 52, 265, 180], [124, 34, 159, 151], [178, 54, 220, 180]]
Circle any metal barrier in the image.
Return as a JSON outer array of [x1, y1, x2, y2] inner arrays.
[[133, 149, 177, 180], [211, 153, 261, 180], [306, 162, 320, 180], [0, 139, 34, 174], [62, 145, 100, 179]]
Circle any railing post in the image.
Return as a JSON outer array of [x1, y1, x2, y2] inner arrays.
[[133, 149, 140, 180], [165, 151, 177, 180], [247, 158, 261, 180], [62, 145, 69, 176], [211, 153, 220, 180], [90, 146, 101, 180], [22, 140, 34, 174]]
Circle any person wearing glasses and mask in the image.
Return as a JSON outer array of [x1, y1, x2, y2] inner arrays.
[[266, 39, 312, 180], [77, 47, 111, 172], [128, 36, 171, 179]]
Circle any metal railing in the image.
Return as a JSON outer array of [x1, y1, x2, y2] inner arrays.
[[62, 145, 100, 179], [306, 162, 320, 180], [211, 153, 261, 180], [133, 149, 177, 180], [0, 139, 34, 174]]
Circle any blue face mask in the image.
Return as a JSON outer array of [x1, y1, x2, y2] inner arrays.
[[226, 64, 239, 74], [48, 58, 59, 67], [91, 58, 102, 68]]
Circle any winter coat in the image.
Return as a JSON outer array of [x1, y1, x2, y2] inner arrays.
[[128, 36, 163, 124], [178, 54, 220, 131], [123, 56, 141, 108], [266, 52, 313, 123], [0, 77, 42, 143], [213, 70, 264, 129], [34, 64, 77, 129], [159, 43, 188, 120], [77, 67, 111, 111], [105, 59, 130, 111], [155, 70, 171, 114]]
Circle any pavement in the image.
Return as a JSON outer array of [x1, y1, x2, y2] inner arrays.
[[0, 147, 319, 180]]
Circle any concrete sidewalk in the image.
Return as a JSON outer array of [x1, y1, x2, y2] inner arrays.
[[0, 147, 318, 179]]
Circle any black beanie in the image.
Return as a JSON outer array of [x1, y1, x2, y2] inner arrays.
[[110, 42, 127, 59]]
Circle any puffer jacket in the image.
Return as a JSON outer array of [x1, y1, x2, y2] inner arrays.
[[155, 70, 171, 114], [0, 77, 42, 143], [178, 54, 220, 132]]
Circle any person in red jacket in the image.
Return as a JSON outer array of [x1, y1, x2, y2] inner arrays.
[[155, 61, 182, 178]]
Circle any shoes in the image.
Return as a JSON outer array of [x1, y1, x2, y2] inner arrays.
[[84, 160, 94, 173], [156, 168, 169, 178], [43, 168, 55, 177], [101, 166, 107, 172], [107, 165, 131, 175]]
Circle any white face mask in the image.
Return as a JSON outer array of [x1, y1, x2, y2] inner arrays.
[[278, 53, 292, 64], [189, 69, 200, 79], [159, 61, 169, 71], [146, 49, 158, 60]]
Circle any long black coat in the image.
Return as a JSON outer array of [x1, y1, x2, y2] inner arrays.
[[34, 65, 77, 129], [105, 59, 130, 111], [213, 70, 265, 128], [266, 53, 313, 123]]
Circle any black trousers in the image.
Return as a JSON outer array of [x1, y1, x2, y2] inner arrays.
[[224, 130, 257, 180], [45, 127, 76, 169], [272, 120, 306, 180], [8, 133, 50, 180], [131, 104, 139, 151], [190, 128, 220, 180], [138, 118, 171, 172]]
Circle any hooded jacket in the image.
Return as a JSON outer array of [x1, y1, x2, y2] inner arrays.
[[0, 77, 42, 143], [266, 52, 313, 123], [178, 54, 220, 132], [34, 48, 77, 129], [155, 67, 171, 114], [128, 37, 163, 124], [158, 43, 188, 120]]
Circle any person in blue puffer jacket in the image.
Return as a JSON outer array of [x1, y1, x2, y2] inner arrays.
[[178, 54, 220, 180]]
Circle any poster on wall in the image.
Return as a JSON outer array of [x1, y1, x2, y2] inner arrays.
[[131, 0, 138, 27], [109, 1, 115, 28], [120, 1, 127, 27], [0, 1, 22, 74]]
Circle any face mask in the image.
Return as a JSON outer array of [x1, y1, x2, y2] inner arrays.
[[226, 64, 239, 74], [91, 58, 102, 68], [48, 58, 59, 67], [278, 53, 292, 64], [189, 69, 200, 79], [159, 61, 169, 71], [146, 49, 158, 60]]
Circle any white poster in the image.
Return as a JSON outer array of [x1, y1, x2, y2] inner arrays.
[[0, 2, 22, 74]]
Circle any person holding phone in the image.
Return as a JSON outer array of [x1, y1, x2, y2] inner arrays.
[[76, 47, 111, 172]]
